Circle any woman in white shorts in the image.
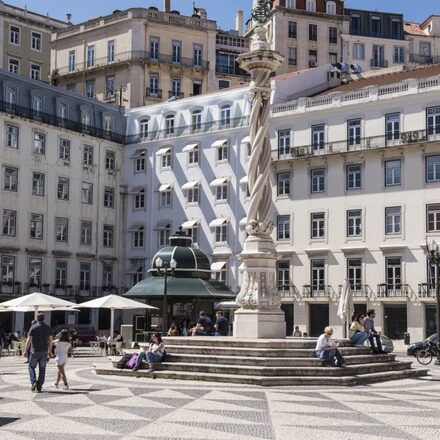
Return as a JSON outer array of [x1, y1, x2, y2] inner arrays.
[[53, 330, 73, 390]]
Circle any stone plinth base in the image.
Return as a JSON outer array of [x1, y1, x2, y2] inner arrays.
[[233, 308, 285, 339]]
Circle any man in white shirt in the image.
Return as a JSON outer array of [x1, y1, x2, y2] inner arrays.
[[315, 326, 346, 367]]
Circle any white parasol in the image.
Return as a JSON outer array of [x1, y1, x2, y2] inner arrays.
[[337, 279, 354, 338]]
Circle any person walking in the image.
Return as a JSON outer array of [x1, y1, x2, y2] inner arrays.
[[23, 313, 52, 393], [0, 322, 8, 358], [53, 330, 73, 390]]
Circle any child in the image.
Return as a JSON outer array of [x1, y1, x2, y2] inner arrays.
[[53, 330, 73, 390]]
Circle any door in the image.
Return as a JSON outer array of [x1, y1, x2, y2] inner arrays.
[[312, 125, 325, 155], [386, 257, 402, 297], [347, 258, 362, 296], [384, 305, 407, 339], [281, 304, 294, 336], [309, 304, 329, 337], [78, 308, 91, 325], [425, 305, 437, 338], [311, 259, 325, 297]]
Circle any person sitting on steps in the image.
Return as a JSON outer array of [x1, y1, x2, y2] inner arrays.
[[363, 309, 385, 354], [132, 333, 165, 372], [315, 326, 346, 368], [349, 313, 370, 348]]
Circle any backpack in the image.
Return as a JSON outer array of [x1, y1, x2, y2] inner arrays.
[[126, 353, 139, 369], [161, 350, 167, 362], [116, 353, 132, 369]]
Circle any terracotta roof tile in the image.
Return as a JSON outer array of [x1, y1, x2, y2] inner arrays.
[[404, 22, 427, 36]]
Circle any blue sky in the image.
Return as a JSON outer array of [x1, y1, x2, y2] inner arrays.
[[6, 0, 440, 30]]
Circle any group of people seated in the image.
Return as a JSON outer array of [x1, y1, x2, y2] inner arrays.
[[315, 309, 385, 368], [167, 311, 229, 337]]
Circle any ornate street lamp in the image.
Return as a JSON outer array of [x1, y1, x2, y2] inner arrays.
[[427, 240, 440, 364], [234, 0, 286, 338], [155, 257, 177, 333]]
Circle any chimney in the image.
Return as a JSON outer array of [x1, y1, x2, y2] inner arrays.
[[163, 0, 170, 12], [236, 10, 244, 36]]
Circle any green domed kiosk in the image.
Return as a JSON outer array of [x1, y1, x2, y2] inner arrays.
[[125, 227, 236, 338]]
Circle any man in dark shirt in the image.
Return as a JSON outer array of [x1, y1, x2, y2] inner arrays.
[[197, 311, 213, 335], [214, 311, 229, 336], [0, 322, 7, 357], [363, 309, 385, 354], [24, 313, 52, 392]]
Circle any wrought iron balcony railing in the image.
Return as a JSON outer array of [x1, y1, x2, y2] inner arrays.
[[146, 88, 162, 99], [338, 284, 374, 299], [409, 54, 440, 65], [168, 91, 184, 99], [418, 283, 438, 298], [377, 283, 409, 298], [215, 64, 249, 76], [0, 282, 21, 296], [278, 284, 300, 298], [303, 285, 334, 299], [370, 58, 389, 68]]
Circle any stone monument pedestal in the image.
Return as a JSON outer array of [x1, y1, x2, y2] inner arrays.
[[234, 309, 285, 339]]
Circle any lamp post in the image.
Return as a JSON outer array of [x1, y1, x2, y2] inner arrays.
[[427, 240, 440, 365], [155, 257, 177, 333]]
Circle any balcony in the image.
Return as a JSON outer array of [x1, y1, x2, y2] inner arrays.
[[409, 54, 440, 65], [0, 101, 125, 144], [278, 285, 300, 299], [126, 115, 249, 144], [377, 284, 409, 298], [338, 284, 374, 299], [0, 282, 21, 296], [370, 58, 389, 69], [418, 283, 438, 299], [146, 88, 162, 99], [275, 128, 429, 161], [215, 64, 249, 77], [168, 91, 185, 100], [303, 285, 334, 299]]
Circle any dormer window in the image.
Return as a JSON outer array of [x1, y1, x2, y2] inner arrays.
[[165, 115, 175, 135], [326, 1, 336, 15], [191, 110, 202, 132], [306, 0, 316, 12], [220, 105, 231, 127], [140, 119, 149, 140]]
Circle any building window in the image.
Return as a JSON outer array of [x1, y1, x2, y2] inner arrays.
[[187, 186, 199, 204], [309, 24, 318, 41], [87, 45, 95, 68], [426, 155, 440, 182], [81, 182, 93, 205], [80, 221, 92, 245], [104, 187, 115, 208], [217, 143, 228, 162], [55, 217, 69, 242], [3, 166, 18, 192], [385, 206, 402, 235], [57, 177, 70, 201], [68, 50, 76, 72], [329, 52, 337, 64], [386, 113, 400, 144], [311, 212, 325, 239], [347, 119, 361, 149], [347, 258, 362, 292], [8, 58, 19, 74], [32, 95, 43, 116], [393, 47, 404, 63], [193, 81, 202, 97], [326, 1, 336, 15], [132, 268, 144, 286], [106, 76, 115, 99], [79, 263, 91, 290], [352, 43, 365, 60], [33, 132, 46, 155], [29, 258, 42, 287], [277, 215, 291, 240], [55, 261, 67, 288], [2, 210, 16, 236], [427, 204, 440, 232], [158, 227, 170, 247], [373, 45, 385, 68], [351, 14, 362, 35], [385, 160, 401, 186], [161, 150, 172, 169], [160, 189, 172, 207], [59, 138, 70, 161], [30, 64, 41, 80], [31, 32, 42, 51], [391, 18, 403, 39], [103, 225, 114, 248], [105, 151, 115, 171], [309, 50, 318, 68], [277, 172, 291, 196], [165, 115, 175, 135], [286, 0, 296, 8], [104, 115, 113, 133], [191, 111, 202, 133], [149, 75, 159, 96], [278, 129, 291, 158], [107, 40, 115, 63], [10, 25, 20, 45], [371, 16, 382, 37], [288, 47, 297, 65], [311, 168, 325, 193], [187, 225, 199, 244], [329, 27, 337, 44], [1, 256, 15, 284], [215, 224, 227, 244], [32, 172, 45, 196], [58, 102, 68, 120], [220, 105, 231, 127], [193, 44, 202, 67], [306, 0, 316, 12], [346, 164, 362, 190], [86, 80, 95, 99], [6, 125, 19, 149], [135, 155, 146, 172], [216, 184, 228, 201], [311, 259, 325, 295], [81, 111, 91, 130], [277, 261, 290, 292], [288, 21, 297, 38], [219, 80, 230, 89], [5, 86, 16, 107], [150, 37, 159, 60], [347, 209, 362, 237], [134, 191, 145, 209], [83, 145, 94, 166], [172, 40, 181, 63], [140, 119, 149, 140], [312, 124, 325, 154], [386, 257, 402, 295], [103, 264, 113, 288], [427, 107, 440, 136]]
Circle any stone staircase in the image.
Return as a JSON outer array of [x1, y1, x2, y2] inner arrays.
[[93, 336, 429, 386]]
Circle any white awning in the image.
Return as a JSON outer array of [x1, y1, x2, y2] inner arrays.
[[154, 219, 171, 229], [211, 139, 228, 147], [240, 175, 248, 184], [210, 177, 229, 187], [128, 186, 145, 194], [209, 218, 228, 227], [159, 183, 172, 192], [126, 265, 143, 274], [211, 261, 227, 271], [241, 136, 250, 144], [239, 217, 247, 226], [130, 149, 146, 158], [156, 147, 171, 156], [182, 143, 198, 152], [128, 223, 144, 232], [181, 180, 199, 190], [181, 219, 199, 229]]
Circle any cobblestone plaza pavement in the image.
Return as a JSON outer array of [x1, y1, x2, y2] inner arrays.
[[0, 353, 439, 440]]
